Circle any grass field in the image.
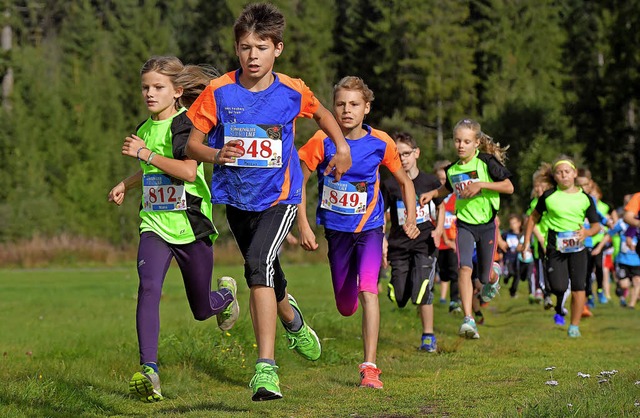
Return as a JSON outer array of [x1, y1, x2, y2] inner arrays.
[[1, 265, 639, 417]]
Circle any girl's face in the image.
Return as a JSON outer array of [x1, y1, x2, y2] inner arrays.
[[141, 71, 182, 120], [575, 176, 592, 193], [235, 32, 282, 84], [333, 88, 370, 132], [553, 163, 577, 190], [453, 128, 479, 162]]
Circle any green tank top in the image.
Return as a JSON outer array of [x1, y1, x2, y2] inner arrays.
[[138, 108, 217, 244], [447, 151, 501, 225]]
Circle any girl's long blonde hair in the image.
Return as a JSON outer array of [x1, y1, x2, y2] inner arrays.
[[140, 56, 219, 109], [453, 118, 509, 164]]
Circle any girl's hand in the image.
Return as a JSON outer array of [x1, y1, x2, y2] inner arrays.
[[575, 225, 587, 241], [108, 182, 126, 206], [459, 182, 482, 198], [419, 191, 435, 206], [122, 134, 147, 159]]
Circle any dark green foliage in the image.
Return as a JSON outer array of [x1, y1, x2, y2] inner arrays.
[[0, 0, 637, 245]]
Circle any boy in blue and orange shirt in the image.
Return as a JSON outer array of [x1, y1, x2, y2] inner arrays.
[[185, 2, 351, 401], [297, 76, 419, 389]]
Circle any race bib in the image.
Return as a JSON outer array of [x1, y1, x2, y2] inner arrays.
[[142, 173, 187, 211], [223, 123, 283, 168], [556, 231, 584, 253], [396, 200, 433, 226], [506, 235, 519, 250], [450, 171, 480, 199], [321, 178, 367, 215], [444, 211, 456, 229]]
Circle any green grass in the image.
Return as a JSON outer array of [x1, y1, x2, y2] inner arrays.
[[1, 265, 639, 417]]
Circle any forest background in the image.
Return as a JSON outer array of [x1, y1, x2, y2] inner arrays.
[[1, 0, 639, 265]]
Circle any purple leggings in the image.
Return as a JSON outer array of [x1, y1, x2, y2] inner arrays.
[[136, 232, 233, 364], [325, 227, 383, 317]]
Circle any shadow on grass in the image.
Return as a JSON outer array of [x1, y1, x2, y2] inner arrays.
[[159, 401, 250, 415]]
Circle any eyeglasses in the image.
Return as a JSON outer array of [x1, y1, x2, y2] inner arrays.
[[399, 150, 416, 159]]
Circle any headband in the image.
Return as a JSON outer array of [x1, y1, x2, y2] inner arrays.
[[553, 160, 576, 170]]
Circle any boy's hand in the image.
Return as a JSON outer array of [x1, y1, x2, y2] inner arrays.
[[324, 145, 351, 181], [459, 182, 482, 198], [299, 226, 319, 251], [402, 220, 420, 240], [215, 139, 244, 164]]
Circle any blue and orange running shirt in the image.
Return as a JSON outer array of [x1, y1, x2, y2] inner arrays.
[[187, 70, 320, 211], [299, 125, 401, 233]]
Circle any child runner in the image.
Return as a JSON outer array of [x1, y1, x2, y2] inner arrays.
[[184, 3, 352, 401], [434, 161, 461, 313], [381, 132, 444, 352], [524, 156, 602, 337], [107, 56, 238, 402], [420, 118, 513, 339], [297, 76, 420, 389], [526, 169, 555, 310]]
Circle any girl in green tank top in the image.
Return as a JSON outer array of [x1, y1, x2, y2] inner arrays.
[[524, 156, 601, 338], [419, 119, 513, 339]]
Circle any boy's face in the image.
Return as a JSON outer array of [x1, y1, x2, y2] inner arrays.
[[333, 88, 370, 131], [396, 141, 419, 174], [235, 32, 282, 82], [509, 217, 521, 231]]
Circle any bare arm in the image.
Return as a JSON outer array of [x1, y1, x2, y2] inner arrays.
[[430, 201, 445, 247], [122, 134, 198, 182], [313, 104, 351, 181], [523, 209, 541, 251], [297, 162, 318, 251], [419, 185, 449, 206], [108, 170, 143, 206], [459, 178, 514, 199], [623, 211, 640, 228], [390, 169, 419, 240]]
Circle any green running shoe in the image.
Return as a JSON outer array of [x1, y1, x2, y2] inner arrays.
[[129, 365, 163, 402], [249, 362, 283, 401], [284, 295, 321, 361], [217, 276, 239, 331]]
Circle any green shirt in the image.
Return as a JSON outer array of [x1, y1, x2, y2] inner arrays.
[[534, 187, 599, 234], [444, 151, 511, 225], [138, 109, 217, 245]]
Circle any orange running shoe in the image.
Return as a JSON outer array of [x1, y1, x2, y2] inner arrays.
[[581, 305, 593, 318], [359, 364, 383, 389]]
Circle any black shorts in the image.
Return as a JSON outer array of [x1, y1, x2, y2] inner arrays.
[[226, 204, 297, 302], [388, 250, 437, 307], [616, 263, 640, 279], [545, 246, 588, 292]]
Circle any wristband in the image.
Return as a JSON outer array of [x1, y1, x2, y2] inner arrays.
[[146, 152, 156, 166], [214, 149, 222, 165], [137, 147, 149, 161]]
